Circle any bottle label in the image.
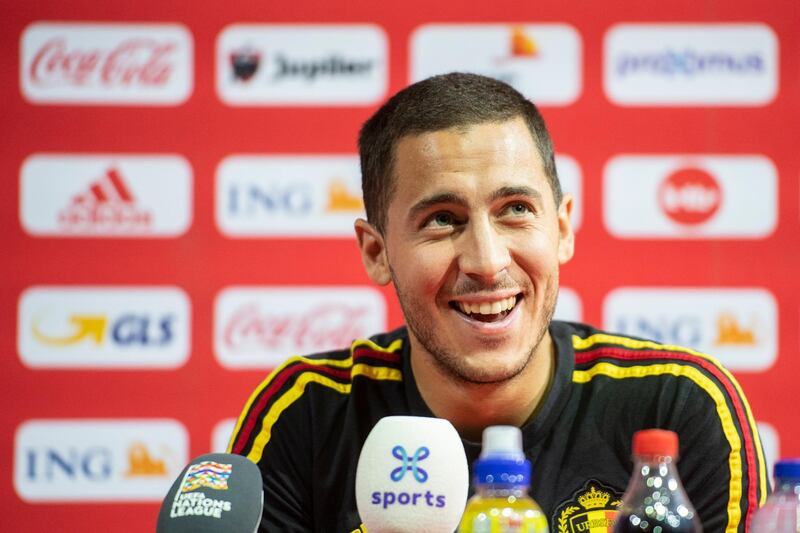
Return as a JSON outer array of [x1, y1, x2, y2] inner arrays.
[[468, 512, 548, 533]]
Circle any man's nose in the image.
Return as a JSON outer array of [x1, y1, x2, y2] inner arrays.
[[457, 219, 512, 281]]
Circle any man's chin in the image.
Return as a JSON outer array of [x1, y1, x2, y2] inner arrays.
[[436, 353, 532, 385]]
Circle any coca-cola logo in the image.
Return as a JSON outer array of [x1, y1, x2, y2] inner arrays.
[[223, 303, 370, 353], [658, 166, 722, 225], [21, 23, 192, 104], [30, 37, 176, 87]]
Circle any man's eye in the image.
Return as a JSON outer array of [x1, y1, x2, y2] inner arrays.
[[507, 203, 531, 215], [426, 212, 455, 227]]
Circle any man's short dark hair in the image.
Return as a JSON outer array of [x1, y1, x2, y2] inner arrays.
[[359, 72, 561, 234]]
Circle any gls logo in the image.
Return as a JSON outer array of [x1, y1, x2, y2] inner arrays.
[[32, 313, 173, 347], [371, 444, 445, 510], [18, 286, 190, 369]]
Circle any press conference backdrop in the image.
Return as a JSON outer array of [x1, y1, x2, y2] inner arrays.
[[4, 0, 799, 530]]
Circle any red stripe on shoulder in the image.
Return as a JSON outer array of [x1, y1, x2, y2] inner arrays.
[[352, 345, 402, 364], [232, 362, 351, 455], [577, 346, 759, 526]]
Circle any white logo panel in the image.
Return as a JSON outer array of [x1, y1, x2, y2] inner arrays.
[[217, 24, 387, 105], [216, 155, 363, 237], [556, 155, 582, 232], [604, 287, 777, 372], [604, 24, 777, 106], [18, 286, 191, 369], [604, 155, 776, 239], [757, 422, 779, 482], [21, 22, 193, 105], [20, 154, 193, 237], [410, 24, 582, 105], [14, 419, 188, 501], [215, 286, 386, 368], [211, 419, 237, 454], [554, 287, 582, 323]]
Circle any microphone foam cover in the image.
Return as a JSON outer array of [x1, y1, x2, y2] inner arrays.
[[355, 416, 469, 533], [156, 453, 263, 533]]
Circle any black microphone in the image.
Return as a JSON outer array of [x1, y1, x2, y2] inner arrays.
[[156, 453, 263, 533]]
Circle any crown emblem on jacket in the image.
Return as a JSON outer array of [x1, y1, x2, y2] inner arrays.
[[578, 486, 611, 509]]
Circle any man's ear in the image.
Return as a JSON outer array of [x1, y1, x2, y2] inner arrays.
[[557, 193, 575, 265], [354, 218, 392, 285]]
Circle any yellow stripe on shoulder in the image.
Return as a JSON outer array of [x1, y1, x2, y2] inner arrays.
[[227, 335, 403, 454], [226, 353, 355, 453], [574, 362, 743, 532], [246, 363, 401, 463], [572, 333, 708, 357], [572, 332, 767, 504], [350, 337, 404, 355]]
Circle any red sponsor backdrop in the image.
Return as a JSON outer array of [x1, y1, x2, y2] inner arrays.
[[4, 0, 800, 531]]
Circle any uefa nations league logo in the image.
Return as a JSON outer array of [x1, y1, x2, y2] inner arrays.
[[390, 445, 429, 483]]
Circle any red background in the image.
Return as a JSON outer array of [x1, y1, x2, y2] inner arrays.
[[4, 0, 799, 531]]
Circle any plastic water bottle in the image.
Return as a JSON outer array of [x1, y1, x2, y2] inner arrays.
[[751, 458, 800, 532], [612, 429, 702, 533], [458, 426, 548, 533]]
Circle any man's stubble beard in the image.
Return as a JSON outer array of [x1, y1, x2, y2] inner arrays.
[[391, 267, 559, 386]]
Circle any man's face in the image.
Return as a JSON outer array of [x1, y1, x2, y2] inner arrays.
[[359, 117, 574, 384]]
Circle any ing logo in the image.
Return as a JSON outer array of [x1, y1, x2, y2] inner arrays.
[[390, 445, 429, 483]]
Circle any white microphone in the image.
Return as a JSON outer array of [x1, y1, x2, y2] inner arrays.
[[355, 416, 469, 533], [156, 453, 263, 533]]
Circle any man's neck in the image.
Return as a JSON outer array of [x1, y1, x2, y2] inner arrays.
[[409, 333, 556, 442]]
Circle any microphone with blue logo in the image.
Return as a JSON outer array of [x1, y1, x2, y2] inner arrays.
[[355, 416, 469, 533], [156, 453, 263, 533]]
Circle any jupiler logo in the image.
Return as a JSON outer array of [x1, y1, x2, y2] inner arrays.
[[229, 46, 261, 82], [216, 25, 387, 105], [271, 53, 375, 82]]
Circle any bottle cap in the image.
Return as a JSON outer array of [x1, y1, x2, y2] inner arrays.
[[480, 425, 525, 460], [632, 429, 679, 459], [775, 459, 800, 481], [474, 426, 531, 486]]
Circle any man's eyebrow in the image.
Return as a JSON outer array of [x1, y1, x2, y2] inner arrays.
[[490, 186, 543, 203], [408, 192, 467, 220]]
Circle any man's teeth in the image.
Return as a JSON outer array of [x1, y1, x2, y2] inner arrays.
[[457, 296, 517, 315]]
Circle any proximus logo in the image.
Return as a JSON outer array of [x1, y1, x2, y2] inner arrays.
[[390, 445, 429, 483]]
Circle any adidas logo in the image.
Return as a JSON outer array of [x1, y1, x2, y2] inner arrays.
[[58, 167, 152, 231]]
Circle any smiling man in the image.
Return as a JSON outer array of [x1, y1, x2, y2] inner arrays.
[[228, 73, 767, 532]]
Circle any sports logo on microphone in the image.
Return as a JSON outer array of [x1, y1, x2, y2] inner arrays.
[[391, 445, 429, 483]]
